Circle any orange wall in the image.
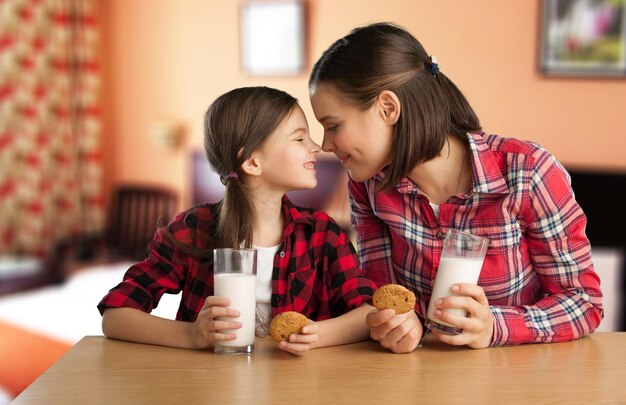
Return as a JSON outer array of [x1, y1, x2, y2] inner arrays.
[[100, 0, 626, 209]]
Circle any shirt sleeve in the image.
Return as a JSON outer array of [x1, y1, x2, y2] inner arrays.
[[321, 215, 376, 316], [490, 151, 604, 345], [97, 212, 190, 316], [348, 179, 395, 287]]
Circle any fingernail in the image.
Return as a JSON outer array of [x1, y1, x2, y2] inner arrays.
[[451, 285, 460, 292], [435, 299, 443, 306], [434, 309, 442, 318]]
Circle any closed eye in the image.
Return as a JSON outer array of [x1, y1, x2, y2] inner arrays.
[[326, 125, 338, 132]]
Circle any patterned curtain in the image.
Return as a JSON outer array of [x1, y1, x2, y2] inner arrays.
[[0, 0, 103, 257]]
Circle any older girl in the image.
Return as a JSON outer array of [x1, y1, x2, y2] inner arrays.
[[309, 22, 603, 352]]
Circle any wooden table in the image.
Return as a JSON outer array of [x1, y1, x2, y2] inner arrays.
[[14, 333, 626, 404]]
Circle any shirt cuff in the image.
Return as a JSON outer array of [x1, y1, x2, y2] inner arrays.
[[490, 306, 533, 346]]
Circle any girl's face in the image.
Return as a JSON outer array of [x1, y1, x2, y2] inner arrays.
[[310, 84, 394, 182], [252, 104, 321, 193]]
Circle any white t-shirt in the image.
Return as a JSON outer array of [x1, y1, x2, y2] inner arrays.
[[430, 202, 440, 218], [253, 244, 280, 336]]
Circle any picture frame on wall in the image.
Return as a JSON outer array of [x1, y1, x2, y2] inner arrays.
[[540, 0, 626, 77], [240, 0, 307, 76]]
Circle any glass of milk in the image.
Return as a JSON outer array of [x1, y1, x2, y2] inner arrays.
[[426, 229, 489, 335], [213, 248, 257, 355]]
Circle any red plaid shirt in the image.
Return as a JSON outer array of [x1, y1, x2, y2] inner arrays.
[[98, 197, 375, 322], [350, 132, 603, 346]]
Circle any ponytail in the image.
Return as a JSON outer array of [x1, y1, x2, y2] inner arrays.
[[217, 177, 255, 249]]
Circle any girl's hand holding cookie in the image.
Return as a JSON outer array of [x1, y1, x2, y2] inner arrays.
[[366, 309, 422, 353], [276, 322, 319, 356], [368, 284, 421, 353], [190, 296, 241, 349], [270, 311, 317, 356]]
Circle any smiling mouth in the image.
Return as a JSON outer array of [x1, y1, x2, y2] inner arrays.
[[339, 156, 350, 165], [304, 162, 316, 169]]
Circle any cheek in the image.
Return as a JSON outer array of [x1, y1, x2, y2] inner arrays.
[[360, 127, 391, 156], [374, 127, 394, 155], [335, 128, 360, 151], [284, 148, 307, 165]]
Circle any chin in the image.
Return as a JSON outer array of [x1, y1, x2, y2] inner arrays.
[[293, 179, 317, 190], [307, 174, 318, 188], [347, 165, 381, 182], [346, 170, 368, 182]]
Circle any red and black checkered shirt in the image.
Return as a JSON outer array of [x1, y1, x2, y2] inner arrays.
[[98, 196, 375, 322]]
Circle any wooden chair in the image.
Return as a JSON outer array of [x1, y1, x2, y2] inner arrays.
[[47, 184, 178, 282]]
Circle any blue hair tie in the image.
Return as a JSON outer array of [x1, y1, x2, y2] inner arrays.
[[429, 55, 439, 76]]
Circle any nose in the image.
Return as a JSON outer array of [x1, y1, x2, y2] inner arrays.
[[321, 134, 334, 153], [310, 140, 321, 154]]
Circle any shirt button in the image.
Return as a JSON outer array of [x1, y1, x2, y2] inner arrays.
[[279, 251, 285, 258], [437, 231, 445, 239], [272, 295, 281, 303]]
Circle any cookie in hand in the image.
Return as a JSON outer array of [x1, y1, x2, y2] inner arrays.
[[372, 284, 416, 314], [269, 311, 309, 342]]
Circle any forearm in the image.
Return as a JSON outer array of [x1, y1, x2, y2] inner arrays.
[[312, 304, 374, 349], [490, 292, 603, 346], [102, 307, 195, 349], [510, 159, 604, 345]]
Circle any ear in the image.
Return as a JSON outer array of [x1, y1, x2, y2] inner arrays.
[[240, 153, 262, 177], [377, 90, 401, 125]]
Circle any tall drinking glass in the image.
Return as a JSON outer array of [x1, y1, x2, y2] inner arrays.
[[426, 229, 489, 335], [213, 248, 257, 355]]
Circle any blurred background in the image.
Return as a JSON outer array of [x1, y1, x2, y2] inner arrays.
[[1, 0, 625, 401]]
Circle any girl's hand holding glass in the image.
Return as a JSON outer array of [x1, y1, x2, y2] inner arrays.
[[429, 283, 494, 349], [190, 296, 242, 349]]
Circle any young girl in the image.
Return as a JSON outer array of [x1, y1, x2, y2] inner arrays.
[[309, 22, 603, 352], [98, 87, 376, 356]]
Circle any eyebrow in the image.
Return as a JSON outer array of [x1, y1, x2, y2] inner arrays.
[[287, 127, 307, 137], [318, 115, 339, 124]]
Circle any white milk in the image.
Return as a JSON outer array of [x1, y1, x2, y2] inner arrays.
[[214, 273, 256, 347], [427, 256, 484, 327]]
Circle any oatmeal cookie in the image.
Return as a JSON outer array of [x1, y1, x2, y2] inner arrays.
[[372, 284, 416, 314], [269, 311, 309, 342]]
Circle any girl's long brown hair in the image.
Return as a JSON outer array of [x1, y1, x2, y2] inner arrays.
[[309, 22, 481, 191]]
